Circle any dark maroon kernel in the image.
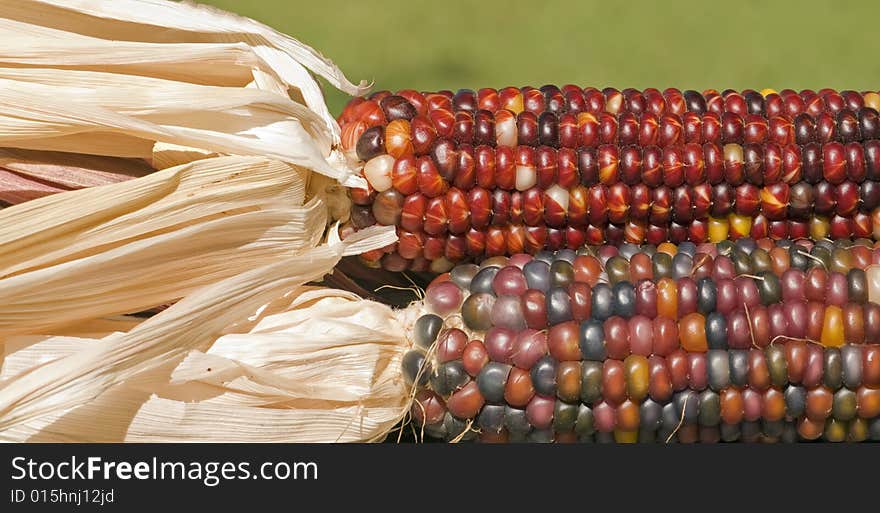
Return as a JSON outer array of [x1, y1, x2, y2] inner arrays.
[[721, 112, 744, 144], [824, 91, 846, 114], [858, 107, 880, 140], [619, 112, 639, 146], [711, 183, 734, 216], [841, 90, 865, 111], [673, 186, 693, 223], [350, 205, 376, 228], [762, 142, 782, 184], [744, 90, 765, 115], [492, 265, 528, 296], [517, 111, 539, 146], [826, 272, 849, 307], [866, 140, 880, 180], [565, 90, 587, 113], [836, 181, 859, 216], [485, 326, 516, 363], [620, 146, 643, 185], [623, 88, 646, 114], [599, 112, 618, 144], [430, 138, 458, 180], [645, 88, 667, 115], [356, 125, 385, 161], [473, 110, 495, 146], [541, 84, 566, 114], [536, 146, 558, 188], [845, 142, 867, 183], [704, 143, 724, 183], [578, 147, 599, 185], [724, 92, 747, 115], [837, 109, 860, 143], [813, 182, 836, 215], [703, 112, 722, 144], [743, 144, 764, 185], [860, 180, 880, 211], [639, 112, 659, 147], [538, 111, 559, 147], [817, 111, 837, 143], [802, 143, 823, 183], [452, 89, 477, 111], [642, 146, 664, 187], [660, 147, 683, 188], [453, 111, 474, 144], [789, 182, 813, 219], [380, 95, 418, 121], [765, 93, 784, 117], [683, 90, 707, 114], [683, 111, 702, 143], [794, 113, 816, 145], [659, 113, 683, 147]]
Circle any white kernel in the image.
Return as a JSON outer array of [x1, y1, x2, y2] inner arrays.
[[363, 154, 395, 192]]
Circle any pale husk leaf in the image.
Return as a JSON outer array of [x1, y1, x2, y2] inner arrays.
[[0, 0, 370, 187], [2, 0, 370, 119], [0, 18, 266, 87], [0, 156, 334, 337], [0, 293, 411, 443], [0, 69, 357, 184], [0, 227, 400, 440], [0, 0, 408, 443]]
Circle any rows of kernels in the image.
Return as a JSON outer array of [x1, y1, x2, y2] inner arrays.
[[350, 209, 879, 272], [339, 88, 880, 125], [349, 157, 880, 269], [359, 140, 880, 193], [402, 245, 880, 442], [341, 90, 880, 158], [339, 88, 880, 269]]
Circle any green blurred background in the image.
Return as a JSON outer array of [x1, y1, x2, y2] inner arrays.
[[203, 0, 880, 115]]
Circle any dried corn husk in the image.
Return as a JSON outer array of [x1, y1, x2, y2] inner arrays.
[[0, 156, 336, 337], [0, 0, 422, 443], [0, 230, 411, 442], [0, 0, 367, 187], [0, 0, 375, 336]]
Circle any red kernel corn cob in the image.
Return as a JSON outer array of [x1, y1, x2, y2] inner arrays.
[[339, 87, 880, 271]]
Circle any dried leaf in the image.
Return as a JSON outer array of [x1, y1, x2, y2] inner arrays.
[[0, 156, 324, 336], [0, 0, 370, 187], [0, 226, 398, 434], [0, 284, 412, 443]]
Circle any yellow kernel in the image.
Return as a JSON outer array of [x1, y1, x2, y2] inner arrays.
[[708, 216, 730, 243], [614, 430, 639, 444], [657, 242, 677, 257], [820, 305, 845, 348], [810, 215, 830, 241], [760, 88, 778, 97], [504, 94, 524, 115], [728, 213, 753, 239], [864, 92, 880, 112]]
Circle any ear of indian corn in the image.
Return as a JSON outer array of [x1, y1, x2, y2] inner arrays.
[[339, 87, 880, 271], [401, 242, 880, 443]]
